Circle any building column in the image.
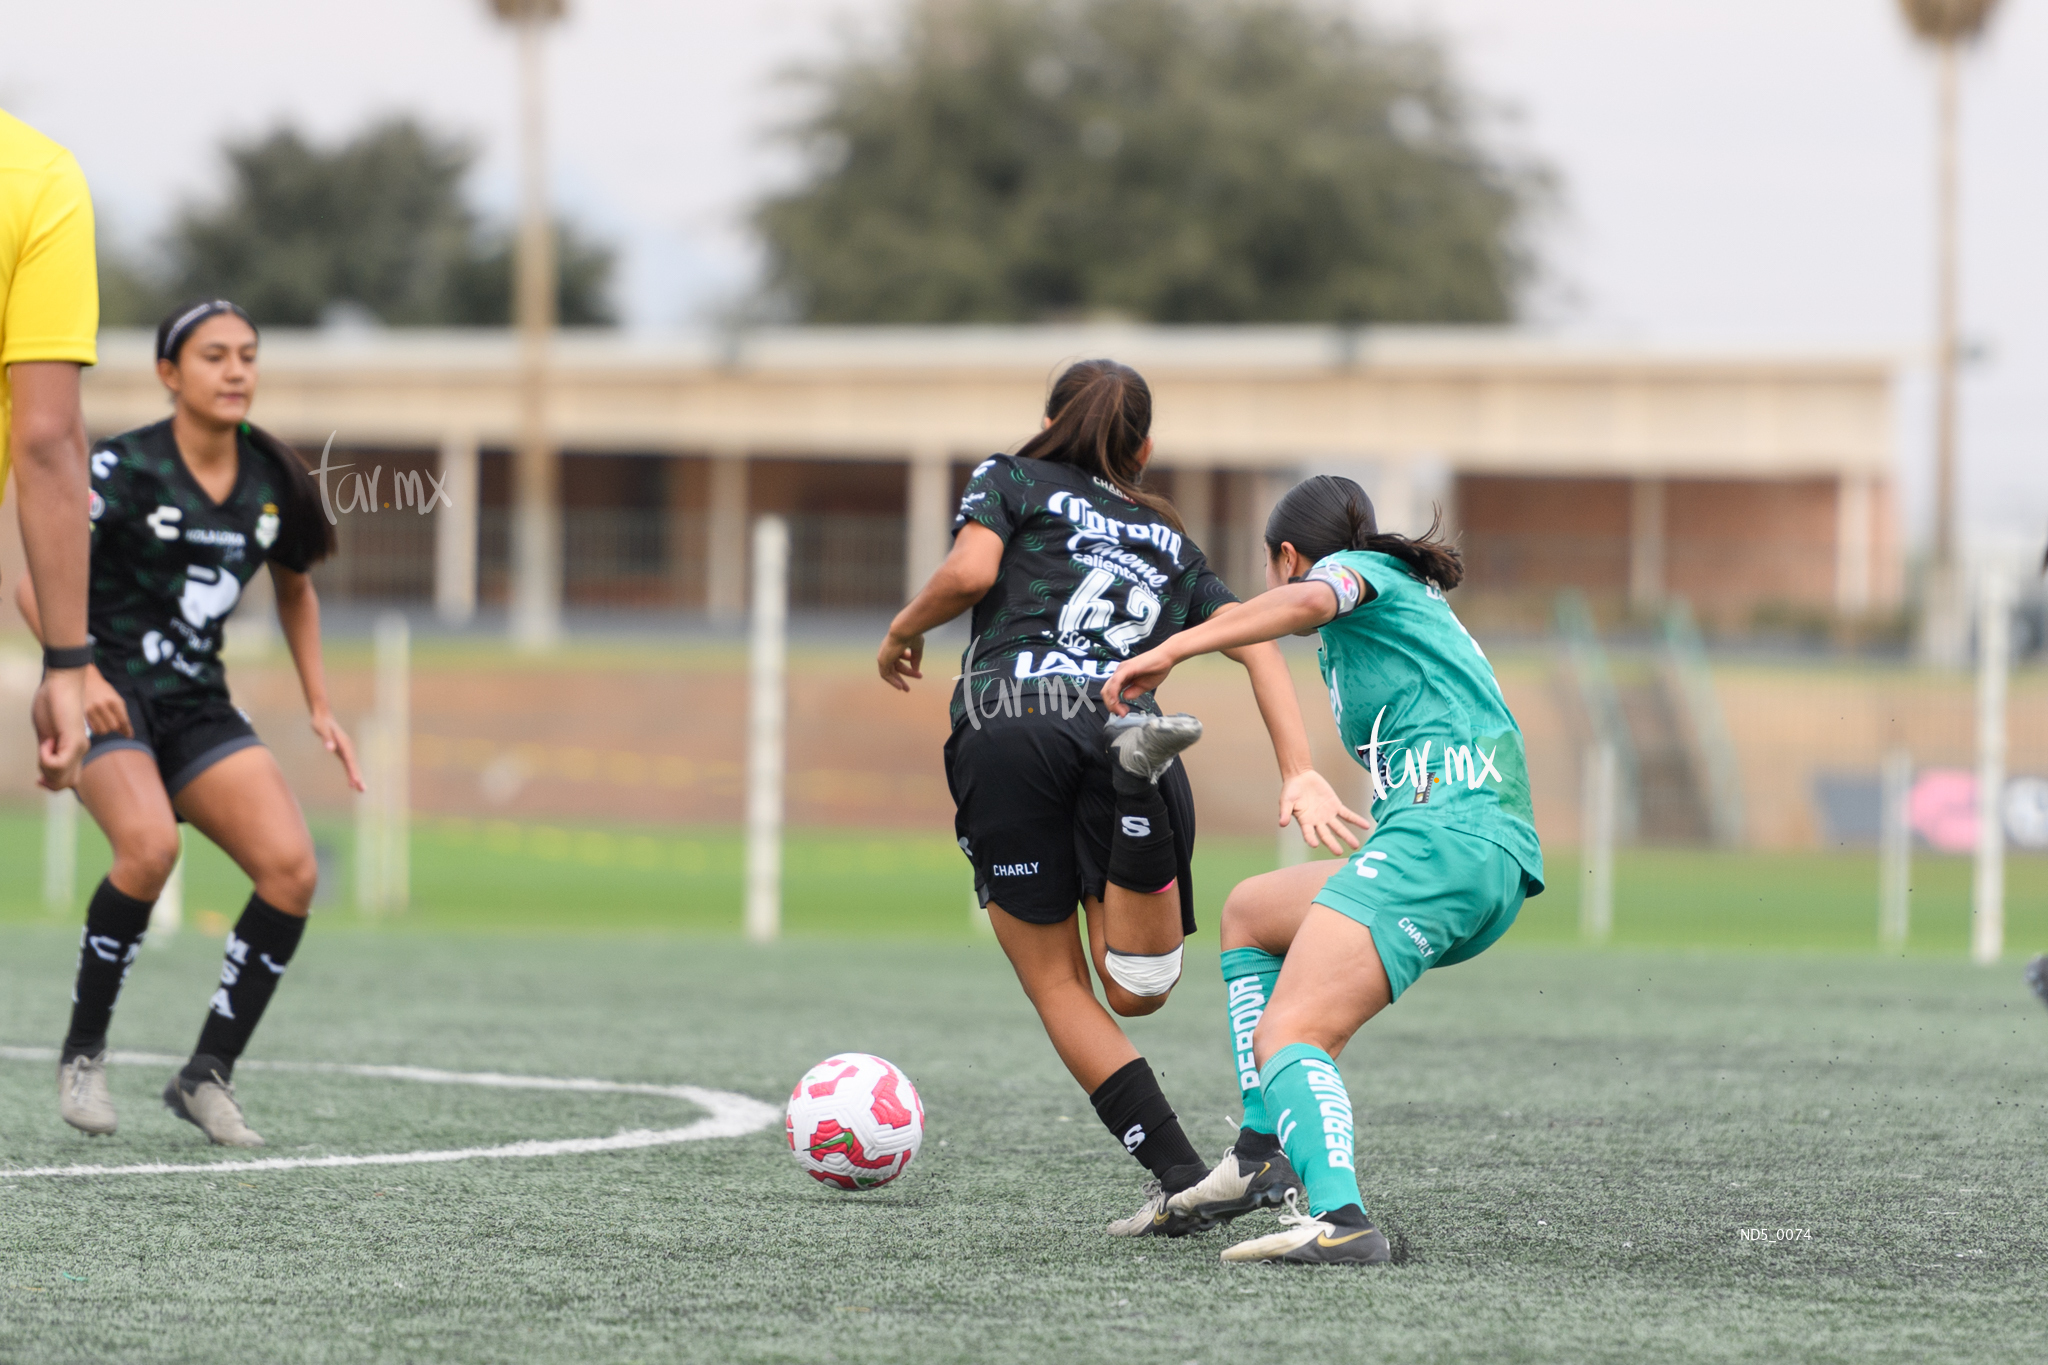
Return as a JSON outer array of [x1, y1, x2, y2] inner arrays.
[[705, 449, 748, 623], [508, 438, 560, 650], [1628, 476, 1666, 610], [1165, 465, 1207, 554], [1237, 468, 1297, 592], [1376, 458, 1414, 535], [905, 446, 953, 600], [433, 431, 479, 625], [1835, 473, 1873, 615]]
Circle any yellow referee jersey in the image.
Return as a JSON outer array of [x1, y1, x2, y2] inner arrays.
[[0, 108, 99, 496]]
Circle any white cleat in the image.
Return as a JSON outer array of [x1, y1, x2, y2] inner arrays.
[[1106, 1181, 1176, 1237], [1220, 1190, 1391, 1265], [1105, 712, 1203, 784], [1166, 1141, 1301, 1233], [58, 1050, 117, 1136], [163, 1066, 264, 1148]]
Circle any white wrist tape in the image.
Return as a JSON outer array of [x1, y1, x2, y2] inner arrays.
[[1104, 945, 1184, 997]]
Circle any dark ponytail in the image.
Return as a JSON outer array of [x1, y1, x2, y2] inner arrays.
[[1264, 474, 1463, 590], [1015, 359, 1182, 533], [242, 424, 336, 567]]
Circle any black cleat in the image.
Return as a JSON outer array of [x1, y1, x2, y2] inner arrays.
[[1165, 1139, 1302, 1234], [2026, 955, 2048, 1010], [1220, 1193, 1392, 1266]]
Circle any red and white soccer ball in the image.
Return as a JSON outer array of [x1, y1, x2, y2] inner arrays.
[[785, 1053, 925, 1191]]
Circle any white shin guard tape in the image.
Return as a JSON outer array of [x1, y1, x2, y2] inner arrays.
[[1104, 945, 1184, 997]]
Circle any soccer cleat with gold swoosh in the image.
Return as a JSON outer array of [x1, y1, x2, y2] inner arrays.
[[1220, 1190, 1391, 1265], [1165, 1135, 1301, 1233]]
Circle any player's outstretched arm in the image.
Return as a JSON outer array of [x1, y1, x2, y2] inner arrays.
[[1102, 581, 1338, 714], [876, 521, 1004, 692], [1220, 629, 1368, 853], [271, 564, 363, 792]]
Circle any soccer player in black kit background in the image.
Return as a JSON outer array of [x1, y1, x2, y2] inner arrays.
[[17, 300, 362, 1148], [878, 359, 1366, 1233]]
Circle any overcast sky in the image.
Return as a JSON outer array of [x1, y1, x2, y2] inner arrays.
[[4, 0, 2041, 547]]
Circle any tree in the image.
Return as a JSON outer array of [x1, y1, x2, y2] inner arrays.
[[102, 118, 614, 328], [755, 0, 1549, 324]]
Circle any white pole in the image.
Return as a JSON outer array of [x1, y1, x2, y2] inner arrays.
[[746, 516, 788, 943], [356, 715, 385, 915], [42, 788, 77, 912], [1878, 748, 1912, 950], [375, 612, 411, 912], [1580, 742, 1616, 944], [433, 432, 480, 625], [1971, 566, 2010, 965], [1277, 817, 1310, 869], [150, 827, 184, 946]]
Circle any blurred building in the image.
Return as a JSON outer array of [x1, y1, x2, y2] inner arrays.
[[36, 325, 1898, 631]]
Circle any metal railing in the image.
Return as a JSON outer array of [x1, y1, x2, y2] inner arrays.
[[313, 509, 903, 611]]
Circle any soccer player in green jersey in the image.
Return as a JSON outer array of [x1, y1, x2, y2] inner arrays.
[[18, 301, 359, 1148], [1102, 474, 1545, 1265]]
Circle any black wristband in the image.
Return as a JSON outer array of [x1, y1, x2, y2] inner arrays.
[[42, 639, 94, 671]]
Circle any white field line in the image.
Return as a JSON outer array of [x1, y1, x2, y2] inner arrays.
[[0, 1046, 780, 1180]]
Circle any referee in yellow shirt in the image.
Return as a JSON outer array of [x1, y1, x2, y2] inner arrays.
[[1, 108, 97, 789]]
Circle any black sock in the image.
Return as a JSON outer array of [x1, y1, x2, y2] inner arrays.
[[1088, 1057, 1207, 1194], [1233, 1126, 1284, 1162], [1107, 767, 1178, 894], [1322, 1202, 1371, 1230], [63, 878, 156, 1060], [184, 894, 306, 1080]]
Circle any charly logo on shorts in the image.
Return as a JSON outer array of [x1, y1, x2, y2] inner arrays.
[[1396, 916, 1435, 958], [991, 862, 1039, 877]]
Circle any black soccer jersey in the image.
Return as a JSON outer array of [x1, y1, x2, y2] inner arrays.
[[86, 420, 313, 702], [950, 454, 1237, 724]]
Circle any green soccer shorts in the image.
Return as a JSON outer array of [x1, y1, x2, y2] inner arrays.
[[1311, 819, 1532, 1001]]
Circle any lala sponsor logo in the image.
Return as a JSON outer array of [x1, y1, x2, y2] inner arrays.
[[957, 635, 1101, 731]]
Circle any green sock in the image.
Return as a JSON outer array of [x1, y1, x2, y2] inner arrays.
[[1260, 1042, 1365, 1218], [1220, 947, 1284, 1135]]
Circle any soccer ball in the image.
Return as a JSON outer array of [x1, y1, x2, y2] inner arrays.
[[786, 1053, 925, 1191]]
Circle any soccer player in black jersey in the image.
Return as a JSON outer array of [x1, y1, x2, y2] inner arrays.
[[878, 360, 1364, 1234], [17, 300, 360, 1147]]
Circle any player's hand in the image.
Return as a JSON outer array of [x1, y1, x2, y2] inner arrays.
[[1279, 769, 1371, 854], [1102, 648, 1175, 716], [878, 630, 925, 692], [312, 707, 365, 792], [32, 668, 89, 791], [80, 665, 132, 739]]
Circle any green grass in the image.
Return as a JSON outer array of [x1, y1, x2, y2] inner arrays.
[[5, 804, 2044, 955], [2, 927, 2044, 1363]]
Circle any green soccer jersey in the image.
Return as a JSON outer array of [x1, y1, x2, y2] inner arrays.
[[1305, 550, 1545, 891], [87, 420, 315, 703]]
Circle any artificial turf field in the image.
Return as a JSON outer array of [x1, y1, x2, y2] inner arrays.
[[4, 816, 2047, 1363]]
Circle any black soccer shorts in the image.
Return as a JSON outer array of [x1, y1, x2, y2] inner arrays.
[[84, 683, 264, 798], [943, 703, 1198, 934]]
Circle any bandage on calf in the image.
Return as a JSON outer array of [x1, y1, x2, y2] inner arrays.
[[1104, 944, 1184, 997]]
